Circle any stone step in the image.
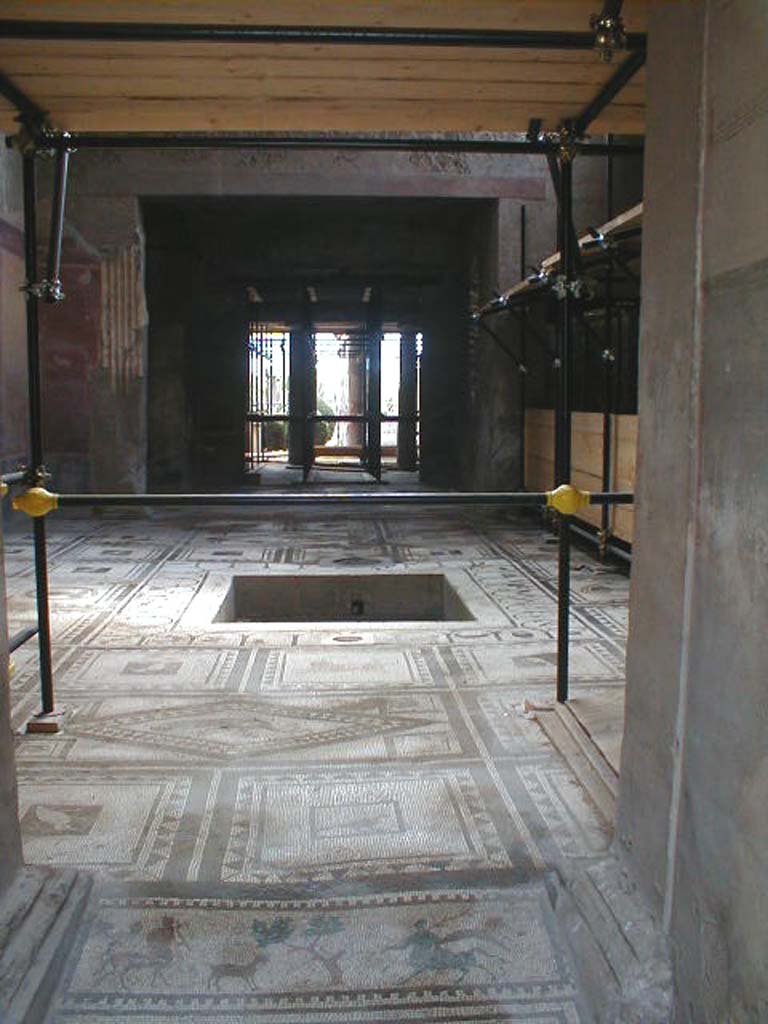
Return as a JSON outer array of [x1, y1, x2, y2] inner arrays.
[[546, 858, 673, 1024], [0, 867, 93, 1024], [536, 703, 618, 822]]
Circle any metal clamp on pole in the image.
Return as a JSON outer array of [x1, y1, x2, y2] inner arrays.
[[546, 484, 591, 516], [551, 274, 591, 301], [12, 486, 59, 518]]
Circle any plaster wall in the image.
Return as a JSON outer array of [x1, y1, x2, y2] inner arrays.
[[0, 147, 27, 477], [1, 131, 638, 496], [618, 3, 768, 1019]]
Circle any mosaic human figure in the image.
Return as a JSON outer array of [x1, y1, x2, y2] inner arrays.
[[385, 916, 509, 985]]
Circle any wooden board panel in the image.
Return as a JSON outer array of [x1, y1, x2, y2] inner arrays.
[[0, 41, 644, 66], [524, 408, 638, 543], [0, 7, 646, 136], [0, 97, 644, 135], [612, 505, 634, 543], [525, 454, 555, 493], [0, 2, 649, 32], [7, 74, 645, 105]]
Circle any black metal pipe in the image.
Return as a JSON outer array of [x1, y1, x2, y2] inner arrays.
[[555, 133, 576, 706], [22, 153, 55, 717], [478, 320, 526, 373], [601, 137, 615, 550], [9, 625, 38, 653], [520, 205, 528, 490], [574, 48, 646, 137], [50, 490, 632, 509], [0, 70, 47, 129], [23, 156, 43, 471], [43, 133, 642, 157], [557, 519, 571, 703], [0, 20, 646, 50], [570, 520, 631, 565], [246, 413, 418, 423], [1, 470, 27, 484], [555, 155, 574, 486], [44, 143, 70, 301]]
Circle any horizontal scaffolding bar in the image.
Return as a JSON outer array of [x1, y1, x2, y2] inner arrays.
[[245, 413, 418, 423], [0, 20, 646, 50], [0, 69, 47, 127], [574, 48, 647, 137], [1, 470, 27, 484], [51, 490, 633, 509], [41, 133, 644, 156]]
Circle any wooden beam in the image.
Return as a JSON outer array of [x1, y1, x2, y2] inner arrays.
[[0, 53, 645, 87], [0, 1, 650, 33], [9, 74, 644, 105], [0, 97, 645, 135]]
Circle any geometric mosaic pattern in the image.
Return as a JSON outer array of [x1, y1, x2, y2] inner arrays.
[[4, 505, 628, 1021]]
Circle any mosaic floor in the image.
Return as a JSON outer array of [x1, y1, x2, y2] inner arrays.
[[3, 504, 630, 1023]]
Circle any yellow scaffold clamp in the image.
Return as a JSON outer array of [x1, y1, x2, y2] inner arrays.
[[12, 486, 59, 518], [0, 482, 7, 500], [546, 484, 591, 516]]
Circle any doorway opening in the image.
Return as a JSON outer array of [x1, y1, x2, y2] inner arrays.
[[245, 322, 421, 480]]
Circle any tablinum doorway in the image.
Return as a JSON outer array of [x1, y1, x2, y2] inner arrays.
[[246, 324, 421, 481], [144, 195, 479, 492]]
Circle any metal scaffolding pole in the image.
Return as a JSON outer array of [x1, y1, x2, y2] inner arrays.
[[14, 488, 633, 511], [519, 205, 528, 489], [0, 19, 646, 51], [555, 131, 576, 705], [22, 153, 57, 731], [40, 133, 642, 157], [601, 137, 616, 557]]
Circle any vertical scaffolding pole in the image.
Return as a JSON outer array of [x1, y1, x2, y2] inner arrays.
[[555, 131, 575, 704], [22, 153, 57, 729], [600, 135, 615, 557], [519, 205, 527, 488]]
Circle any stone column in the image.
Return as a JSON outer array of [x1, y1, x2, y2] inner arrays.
[[397, 331, 418, 470], [346, 343, 366, 450], [617, 3, 768, 1019]]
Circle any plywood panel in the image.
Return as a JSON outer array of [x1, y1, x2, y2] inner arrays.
[[0, 97, 644, 135], [8, 74, 644, 105], [0, 2, 649, 33], [524, 408, 638, 544], [0, 5, 646, 135]]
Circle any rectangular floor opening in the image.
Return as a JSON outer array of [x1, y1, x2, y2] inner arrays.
[[216, 573, 474, 622]]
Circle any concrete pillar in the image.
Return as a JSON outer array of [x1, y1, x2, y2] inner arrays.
[[397, 331, 418, 470], [346, 345, 365, 450], [618, 3, 768, 1019], [288, 321, 313, 468], [364, 304, 382, 481]]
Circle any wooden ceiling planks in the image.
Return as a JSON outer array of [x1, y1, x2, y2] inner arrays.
[[0, 2, 650, 32], [0, 2, 647, 136]]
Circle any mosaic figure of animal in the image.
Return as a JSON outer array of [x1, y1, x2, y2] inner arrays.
[[208, 950, 266, 991]]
